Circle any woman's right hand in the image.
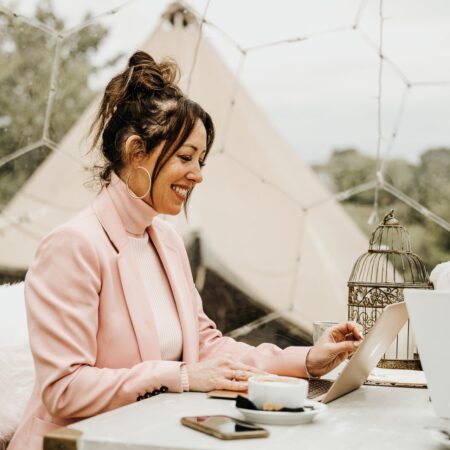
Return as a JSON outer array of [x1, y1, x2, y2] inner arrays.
[[185, 357, 268, 392]]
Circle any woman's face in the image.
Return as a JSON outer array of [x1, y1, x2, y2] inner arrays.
[[127, 119, 207, 215]]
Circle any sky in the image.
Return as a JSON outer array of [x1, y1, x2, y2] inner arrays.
[[8, 0, 450, 164]]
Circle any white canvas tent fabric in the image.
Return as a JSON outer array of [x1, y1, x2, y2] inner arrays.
[[0, 5, 368, 334]]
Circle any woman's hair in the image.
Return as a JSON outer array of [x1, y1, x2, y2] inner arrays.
[[90, 50, 215, 210]]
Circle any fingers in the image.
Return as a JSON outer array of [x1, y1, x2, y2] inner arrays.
[[187, 357, 269, 392], [330, 339, 362, 355], [344, 330, 362, 341], [218, 359, 267, 392], [331, 321, 364, 341], [218, 379, 248, 392], [227, 369, 258, 381], [199, 357, 269, 392]]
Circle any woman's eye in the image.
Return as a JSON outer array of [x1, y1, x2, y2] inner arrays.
[[179, 155, 206, 168]]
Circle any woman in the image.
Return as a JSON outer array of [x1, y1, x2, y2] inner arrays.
[[8, 51, 362, 450]]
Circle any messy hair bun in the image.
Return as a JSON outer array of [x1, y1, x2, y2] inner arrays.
[[90, 50, 214, 209], [91, 51, 183, 152], [127, 51, 179, 89]]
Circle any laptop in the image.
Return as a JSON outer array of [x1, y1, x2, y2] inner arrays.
[[310, 301, 408, 403], [209, 302, 408, 404], [404, 289, 450, 419]]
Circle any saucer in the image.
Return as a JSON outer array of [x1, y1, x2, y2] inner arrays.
[[236, 400, 327, 425]]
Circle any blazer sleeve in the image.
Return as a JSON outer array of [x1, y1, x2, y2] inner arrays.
[[168, 223, 311, 378], [192, 288, 311, 378], [25, 224, 184, 420]]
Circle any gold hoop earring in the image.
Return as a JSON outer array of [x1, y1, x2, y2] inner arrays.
[[126, 166, 152, 199]]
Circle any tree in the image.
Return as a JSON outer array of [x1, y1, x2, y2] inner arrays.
[[417, 148, 450, 259], [0, 0, 114, 208], [314, 148, 375, 204], [313, 147, 450, 270]]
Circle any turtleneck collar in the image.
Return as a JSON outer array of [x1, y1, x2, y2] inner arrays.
[[107, 171, 159, 236]]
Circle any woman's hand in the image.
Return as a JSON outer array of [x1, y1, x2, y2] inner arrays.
[[185, 357, 267, 392], [305, 322, 363, 378]]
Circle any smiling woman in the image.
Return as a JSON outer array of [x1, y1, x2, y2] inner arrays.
[[119, 119, 206, 215], [90, 50, 214, 215], [140, 120, 207, 215], [7, 50, 363, 450]]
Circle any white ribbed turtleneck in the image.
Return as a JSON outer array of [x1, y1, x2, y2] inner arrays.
[[127, 232, 183, 362]]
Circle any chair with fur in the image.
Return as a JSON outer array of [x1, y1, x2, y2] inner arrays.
[[0, 283, 35, 449]]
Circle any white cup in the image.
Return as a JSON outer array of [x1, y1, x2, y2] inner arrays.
[[248, 375, 309, 410]]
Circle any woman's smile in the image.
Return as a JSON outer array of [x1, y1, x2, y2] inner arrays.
[[171, 184, 190, 200]]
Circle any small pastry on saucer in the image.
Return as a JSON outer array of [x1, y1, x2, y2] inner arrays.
[[262, 402, 283, 411]]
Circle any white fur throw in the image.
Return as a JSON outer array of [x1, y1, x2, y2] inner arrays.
[[0, 282, 35, 445]]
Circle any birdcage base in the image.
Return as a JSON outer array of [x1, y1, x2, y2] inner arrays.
[[377, 359, 422, 370]]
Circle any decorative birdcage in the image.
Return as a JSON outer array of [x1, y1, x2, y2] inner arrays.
[[348, 210, 432, 370]]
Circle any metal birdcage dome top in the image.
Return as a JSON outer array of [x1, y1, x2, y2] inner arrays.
[[348, 210, 431, 288]]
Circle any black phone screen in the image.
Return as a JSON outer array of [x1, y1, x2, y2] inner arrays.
[[181, 415, 269, 439], [194, 415, 264, 433]]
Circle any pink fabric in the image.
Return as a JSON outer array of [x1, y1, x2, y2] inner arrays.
[[8, 172, 310, 450]]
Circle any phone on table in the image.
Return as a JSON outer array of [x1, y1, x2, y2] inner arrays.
[[181, 415, 269, 440]]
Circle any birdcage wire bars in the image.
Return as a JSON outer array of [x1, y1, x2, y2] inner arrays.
[[348, 210, 432, 369]]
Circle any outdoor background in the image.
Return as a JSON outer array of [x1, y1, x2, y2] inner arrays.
[[0, 4, 448, 444], [1, 0, 449, 270]]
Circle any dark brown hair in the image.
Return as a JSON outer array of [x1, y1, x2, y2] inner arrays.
[[90, 50, 215, 210]]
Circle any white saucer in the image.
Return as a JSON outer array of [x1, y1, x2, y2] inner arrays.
[[236, 400, 327, 426], [430, 429, 450, 448]]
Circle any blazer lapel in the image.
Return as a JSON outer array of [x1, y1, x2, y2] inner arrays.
[[150, 224, 199, 363], [93, 189, 161, 362]]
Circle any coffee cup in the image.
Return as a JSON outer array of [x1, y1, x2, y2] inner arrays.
[[248, 375, 309, 410]]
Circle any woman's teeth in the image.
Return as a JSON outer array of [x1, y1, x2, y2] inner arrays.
[[171, 185, 189, 198]]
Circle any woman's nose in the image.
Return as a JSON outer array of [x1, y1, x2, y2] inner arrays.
[[187, 166, 203, 184]]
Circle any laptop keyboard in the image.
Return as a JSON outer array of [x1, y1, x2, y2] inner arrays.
[[307, 379, 334, 399]]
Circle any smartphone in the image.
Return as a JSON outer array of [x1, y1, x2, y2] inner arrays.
[[181, 415, 269, 440]]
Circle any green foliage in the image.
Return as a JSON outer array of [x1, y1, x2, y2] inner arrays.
[[314, 148, 450, 270], [0, 0, 111, 208], [314, 148, 376, 203]]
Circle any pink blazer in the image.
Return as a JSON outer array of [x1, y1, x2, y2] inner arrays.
[[8, 175, 310, 450]]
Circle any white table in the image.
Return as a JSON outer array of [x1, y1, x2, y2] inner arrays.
[[44, 386, 449, 450]]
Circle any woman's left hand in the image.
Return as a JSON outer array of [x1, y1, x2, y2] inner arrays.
[[305, 322, 363, 378]]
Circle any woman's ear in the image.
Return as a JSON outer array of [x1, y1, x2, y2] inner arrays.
[[124, 135, 145, 167]]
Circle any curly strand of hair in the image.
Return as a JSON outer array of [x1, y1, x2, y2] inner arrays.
[[122, 65, 135, 97], [89, 72, 126, 151]]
